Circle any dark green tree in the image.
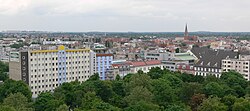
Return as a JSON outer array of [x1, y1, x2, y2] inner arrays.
[[147, 67, 164, 79], [151, 78, 177, 107], [0, 79, 31, 102], [34, 92, 63, 111], [203, 82, 225, 97], [124, 101, 160, 111]]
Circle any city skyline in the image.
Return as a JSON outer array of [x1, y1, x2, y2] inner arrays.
[[0, 0, 250, 32]]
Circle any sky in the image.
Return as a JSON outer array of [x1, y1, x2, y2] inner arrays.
[[0, 0, 249, 32]]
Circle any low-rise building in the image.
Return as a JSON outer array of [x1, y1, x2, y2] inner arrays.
[[129, 60, 164, 73]]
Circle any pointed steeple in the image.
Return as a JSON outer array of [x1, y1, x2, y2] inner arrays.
[[184, 23, 188, 37]]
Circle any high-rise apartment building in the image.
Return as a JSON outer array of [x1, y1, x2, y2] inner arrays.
[[9, 45, 93, 98]]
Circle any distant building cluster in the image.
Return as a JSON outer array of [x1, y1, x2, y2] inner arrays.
[[1, 24, 250, 98]]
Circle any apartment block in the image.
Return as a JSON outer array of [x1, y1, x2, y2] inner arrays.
[[222, 55, 250, 80], [96, 54, 113, 80], [9, 45, 93, 98]]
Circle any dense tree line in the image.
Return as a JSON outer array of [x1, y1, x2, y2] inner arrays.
[[0, 61, 9, 82], [1, 67, 250, 111]]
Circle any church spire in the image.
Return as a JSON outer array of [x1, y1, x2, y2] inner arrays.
[[184, 23, 188, 37]]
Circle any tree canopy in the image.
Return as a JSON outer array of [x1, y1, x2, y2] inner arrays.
[[0, 67, 250, 111]]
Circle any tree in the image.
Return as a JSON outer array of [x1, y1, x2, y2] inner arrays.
[[137, 70, 144, 74], [198, 97, 228, 111], [189, 93, 206, 111], [53, 81, 83, 110], [112, 81, 126, 97], [147, 67, 164, 79], [115, 75, 121, 81], [0, 61, 9, 72], [232, 98, 250, 111], [175, 48, 180, 53], [56, 104, 69, 111], [80, 92, 120, 111], [125, 86, 153, 105], [162, 74, 183, 89], [220, 71, 248, 89], [0, 61, 9, 81], [2, 93, 33, 111], [0, 105, 16, 111], [180, 82, 203, 104], [126, 73, 152, 91], [0, 71, 8, 82], [0, 79, 32, 102], [151, 78, 177, 107], [221, 95, 237, 111], [34, 92, 63, 111], [165, 104, 191, 111], [124, 101, 160, 111], [88, 73, 100, 81], [220, 71, 248, 97], [203, 82, 225, 97]]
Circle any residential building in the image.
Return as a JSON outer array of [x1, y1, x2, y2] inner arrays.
[[222, 55, 250, 80], [9, 45, 93, 98], [191, 47, 238, 77], [96, 54, 113, 80]]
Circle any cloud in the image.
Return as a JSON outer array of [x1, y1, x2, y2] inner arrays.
[[0, 0, 250, 32]]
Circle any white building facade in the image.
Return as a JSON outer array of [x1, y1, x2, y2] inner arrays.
[[9, 45, 93, 98]]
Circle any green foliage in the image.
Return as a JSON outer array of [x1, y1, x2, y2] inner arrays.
[[56, 104, 68, 111], [126, 73, 152, 91], [232, 98, 250, 111], [162, 74, 183, 88], [88, 73, 100, 81], [180, 82, 203, 103], [147, 67, 165, 79], [198, 97, 228, 111], [221, 71, 248, 89], [151, 78, 177, 107], [0, 61, 9, 72], [125, 86, 153, 105], [175, 48, 180, 53], [0, 67, 250, 111], [203, 82, 225, 97], [221, 95, 237, 111], [0, 61, 9, 81], [34, 92, 63, 111], [0, 105, 16, 111], [165, 104, 191, 111], [0, 79, 32, 102], [124, 101, 160, 111], [79, 92, 120, 111], [2, 93, 33, 111]]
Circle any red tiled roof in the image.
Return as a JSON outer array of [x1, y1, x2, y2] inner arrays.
[[96, 54, 113, 57], [129, 61, 146, 67], [145, 60, 161, 65], [128, 60, 161, 67]]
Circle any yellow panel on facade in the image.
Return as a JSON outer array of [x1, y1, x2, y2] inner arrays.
[[58, 45, 65, 50]]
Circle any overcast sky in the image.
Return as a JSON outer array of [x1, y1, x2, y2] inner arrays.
[[0, 0, 249, 32]]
